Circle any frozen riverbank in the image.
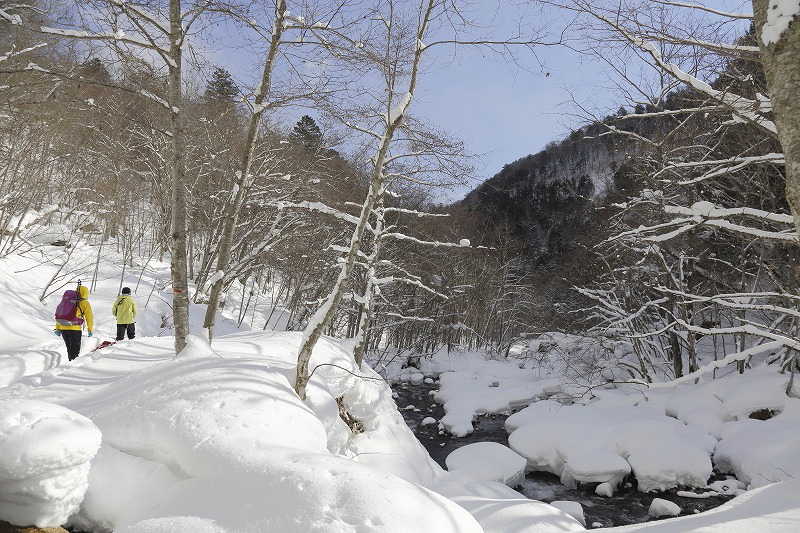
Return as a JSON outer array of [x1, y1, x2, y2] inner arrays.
[[393, 381, 734, 528]]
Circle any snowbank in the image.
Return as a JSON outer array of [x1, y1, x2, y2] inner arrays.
[[0, 399, 101, 527], [113, 450, 482, 533], [600, 480, 800, 532]]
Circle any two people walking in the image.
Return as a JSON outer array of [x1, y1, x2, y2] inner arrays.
[[54, 285, 137, 361]]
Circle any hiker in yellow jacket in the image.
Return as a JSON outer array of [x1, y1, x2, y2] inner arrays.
[[112, 287, 137, 340], [54, 285, 94, 361]]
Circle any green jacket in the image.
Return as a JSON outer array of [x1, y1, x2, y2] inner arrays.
[[112, 294, 137, 324]]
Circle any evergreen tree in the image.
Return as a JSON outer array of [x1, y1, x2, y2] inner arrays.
[[77, 58, 112, 84], [289, 115, 323, 150], [205, 67, 238, 101]]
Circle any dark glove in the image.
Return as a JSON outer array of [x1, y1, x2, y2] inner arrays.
[[88, 331, 93, 337], [54, 330, 61, 337]]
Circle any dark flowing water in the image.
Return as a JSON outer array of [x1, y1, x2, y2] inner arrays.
[[393, 381, 733, 529]]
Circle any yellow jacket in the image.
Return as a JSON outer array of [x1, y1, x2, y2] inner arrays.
[[112, 294, 137, 324], [54, 285, 93, 333]]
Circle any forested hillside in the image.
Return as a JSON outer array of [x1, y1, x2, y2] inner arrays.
[[462, 126, 629, 258], [454, 20, 798, 384]]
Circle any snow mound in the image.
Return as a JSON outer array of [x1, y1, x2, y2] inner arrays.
[[446, 442, 527, 487], [664, 389, 731, 431], [705, 369, 790, 419], [712, 400, 800, 488], [557, 438, 631, 489], [88, 356, 329, 478], [435, 362, 543, 437], [433, 479, 586, 532], [550, 500, 586, 527], [70, 444, 181, 532], [0, 399, 101, 527], [115, 450, 482, 533], [507, 403, 712, 492]]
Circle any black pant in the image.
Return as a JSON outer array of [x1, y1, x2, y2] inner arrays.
[[116, 323, 135, 341], [61, 330, 82, 361]]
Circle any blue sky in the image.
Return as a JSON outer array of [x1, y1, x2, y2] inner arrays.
[[208, 3, 612, 203], [412, 43, 612, 202], [407, 0, 753, 202], [208, 0, 750, 203]]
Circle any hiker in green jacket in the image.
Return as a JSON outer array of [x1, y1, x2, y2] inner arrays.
[[112, 287, 138, 340]]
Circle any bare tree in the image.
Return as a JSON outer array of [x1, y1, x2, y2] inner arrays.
[[292, 0, 552, 399], [14, 0, 222, 353], [561, 0, 799, 384], [200, 0, 353, 341]]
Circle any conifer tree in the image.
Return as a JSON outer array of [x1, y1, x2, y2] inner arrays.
[[77, 58, 112, 84], [205, 67, 238, 101], [289, 115, 323, 150]]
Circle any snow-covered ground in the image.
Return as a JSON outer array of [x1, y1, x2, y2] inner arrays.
[[1, 230, 799, 531]]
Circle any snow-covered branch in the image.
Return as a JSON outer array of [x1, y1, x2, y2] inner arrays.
[[381, 206, 448, 218], [38, 26, 167, 53], [609, 201, 797, 244], [138, 89, 173, 112], [276, 200, 361, 226], [650, 1, 753, 20], [631, 36, 777, 136], [647, 340, 787, 388], [109, 0, 170, 35], [655, 287, 800, 320], [383, 312, 435, 323], [380, 232, 470, 249], [586, 10, 777, 136], [0, 8, 22, 25], [656, 153, 786, 185], [664, 202, 796, 226], [0, 43, 47, 63]]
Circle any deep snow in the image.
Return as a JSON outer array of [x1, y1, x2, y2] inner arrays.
[[0, 229, 799, 531]]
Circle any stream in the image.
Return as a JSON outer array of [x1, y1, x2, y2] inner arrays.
[[393, 381, 733, 529]]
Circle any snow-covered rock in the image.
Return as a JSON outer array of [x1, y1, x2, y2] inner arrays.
[[435, 362, 543, 437], [648, 498, 681, 518], [707, 369, 791, 420], [664, 389, 731, 431], [446, 442, 527, 487], [507, 404, 712, 493], [550, 500, 586, 527], [712, 400, 800, 488]]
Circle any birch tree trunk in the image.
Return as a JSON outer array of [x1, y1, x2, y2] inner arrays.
[[168, 0, 190, 354], [752, 0, 800, 238], [294, 1, 437, 400], [202, 0, 288, 342], [352, 201, 386, 367]]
